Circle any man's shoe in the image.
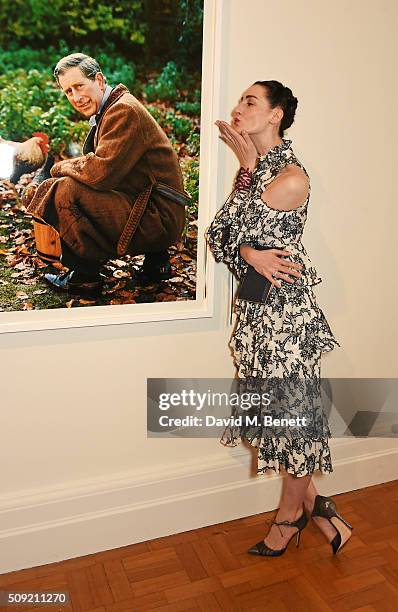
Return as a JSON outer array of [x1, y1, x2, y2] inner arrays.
[[44, 270, 103, 298], [135, 261, 172, 286]]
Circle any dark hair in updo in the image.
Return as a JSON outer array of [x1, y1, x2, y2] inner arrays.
[[254, 80, 298, 137]]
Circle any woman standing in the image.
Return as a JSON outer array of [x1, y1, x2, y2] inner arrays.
[[206, 80, 353, 556]]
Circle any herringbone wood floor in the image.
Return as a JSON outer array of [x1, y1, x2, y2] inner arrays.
[[1, 480, 398, 611]]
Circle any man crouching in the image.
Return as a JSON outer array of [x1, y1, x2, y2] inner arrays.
[[26, 53, 188, 297]]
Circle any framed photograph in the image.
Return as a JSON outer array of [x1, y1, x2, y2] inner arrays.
[[0, 0, 222, 333]]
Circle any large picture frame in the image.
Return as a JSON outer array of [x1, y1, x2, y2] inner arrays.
[[0, 0, 222, 334]]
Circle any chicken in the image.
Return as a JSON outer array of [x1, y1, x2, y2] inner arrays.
[[0, 132, 50, 184]]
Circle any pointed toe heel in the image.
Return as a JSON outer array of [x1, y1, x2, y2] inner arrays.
[[311, 494, 353, 554], [248, 510, 308, 558]]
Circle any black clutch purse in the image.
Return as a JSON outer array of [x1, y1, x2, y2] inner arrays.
[[237, 246, 274, 304]]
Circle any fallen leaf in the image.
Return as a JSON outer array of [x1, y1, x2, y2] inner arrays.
[[22, 278, 37, 285], [103, 280, 127, 293], [112, 270, 130, 279], [155, 293, 177, 302], [14, 261, 30, 270], [116, 290, 138, 299]]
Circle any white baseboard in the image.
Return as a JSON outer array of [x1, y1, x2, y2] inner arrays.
[[1, 437, 397, 574]]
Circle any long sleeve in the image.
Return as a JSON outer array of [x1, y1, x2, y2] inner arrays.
[[205, 188, 252, 279], [50, 103, 144, 191]]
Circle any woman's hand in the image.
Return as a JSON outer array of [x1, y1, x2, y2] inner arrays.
[[215, 120, 258, 171], [239, 245, 303, 288]]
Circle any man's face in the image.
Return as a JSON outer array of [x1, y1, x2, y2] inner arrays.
[[58, 66, 106, 118]]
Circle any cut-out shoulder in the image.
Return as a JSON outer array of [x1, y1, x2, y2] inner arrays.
[[260, 163, 310, 212]]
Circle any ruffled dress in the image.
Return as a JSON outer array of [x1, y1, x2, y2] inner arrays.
[[206, 139, 339, 477]]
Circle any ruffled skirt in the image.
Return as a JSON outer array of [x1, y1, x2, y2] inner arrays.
[[221, 281, 340, 477]]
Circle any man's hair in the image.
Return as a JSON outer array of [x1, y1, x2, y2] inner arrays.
[[53, 53, 106, 86]]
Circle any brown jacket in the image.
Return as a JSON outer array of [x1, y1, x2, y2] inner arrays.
[[27, 84, 186, 260]]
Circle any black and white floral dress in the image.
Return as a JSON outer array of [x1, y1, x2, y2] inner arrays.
[[206, 139, 339, 477]]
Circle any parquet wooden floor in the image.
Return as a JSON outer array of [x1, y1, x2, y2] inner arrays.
[[1, 480, 398, 611]]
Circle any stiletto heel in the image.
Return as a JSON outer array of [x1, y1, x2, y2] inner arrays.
[[311, 494, 353, 554], [248, 509, 308, 557]]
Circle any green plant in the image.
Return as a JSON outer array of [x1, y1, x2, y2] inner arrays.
[[186, 131, 200, 156], [0, 69, 87, 151], [142, 61, 183, 102], [182, 158, 199, 212], [0, 1, 146, 49], [175, 100, 201, 116]]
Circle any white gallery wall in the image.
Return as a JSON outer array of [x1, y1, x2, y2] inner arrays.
[[1, 0, 397, 572]]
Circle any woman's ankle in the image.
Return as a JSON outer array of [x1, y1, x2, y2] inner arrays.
[[275, 506, 304, 522]]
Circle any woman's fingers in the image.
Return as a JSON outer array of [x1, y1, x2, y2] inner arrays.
[[254, 268, 281, 288], [272, 249, 304, 273], [275, 271, 295, 284], [278, 263, 303, 278], [270, 274, 281, 288], [217, 121, 245, 147]]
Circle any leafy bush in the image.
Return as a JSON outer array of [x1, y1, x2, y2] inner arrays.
[[0, 69, 88, 151], [186, 131, 200, 156], [174, 0, 204, 69], [171, 156, 198, 238], [0, 47, 56, 74], [142, 61, 183, 102], [167, 113, 194, 141], [0, 44, 137, 91], [146, 105, 196, 144], [175, 100, 201, 116], [0, 1, 203, 73], [0, 1, 146, 48]]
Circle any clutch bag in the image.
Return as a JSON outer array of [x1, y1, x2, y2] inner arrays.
[[237, 246, 274, 304]]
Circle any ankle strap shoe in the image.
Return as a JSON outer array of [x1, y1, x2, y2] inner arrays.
[[248, 510, 308, 557]]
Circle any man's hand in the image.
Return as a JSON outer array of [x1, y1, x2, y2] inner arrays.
[[215, 120, 258, 170], [240, 245, 303, 288]]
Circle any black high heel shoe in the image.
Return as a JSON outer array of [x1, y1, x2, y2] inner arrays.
[[311, 494, 353, 554], [248, 510, 308, 557]]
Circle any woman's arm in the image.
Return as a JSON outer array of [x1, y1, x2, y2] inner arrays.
[[239, 245, 303, 288]]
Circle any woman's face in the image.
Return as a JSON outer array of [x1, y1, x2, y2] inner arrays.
[[231, 84, 280, 135]]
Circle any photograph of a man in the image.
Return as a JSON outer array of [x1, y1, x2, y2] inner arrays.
[[26, 53, 189, 298]]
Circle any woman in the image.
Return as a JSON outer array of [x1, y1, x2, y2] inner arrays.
[[206, 80, 353, 556]]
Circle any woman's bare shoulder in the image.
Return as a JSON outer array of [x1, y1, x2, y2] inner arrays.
[[262, 164, 310, 211]]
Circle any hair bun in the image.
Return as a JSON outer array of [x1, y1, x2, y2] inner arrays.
[[253, 80, 298, 137]]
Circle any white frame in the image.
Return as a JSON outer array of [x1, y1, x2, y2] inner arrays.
[[0, 0, 222, 334]]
